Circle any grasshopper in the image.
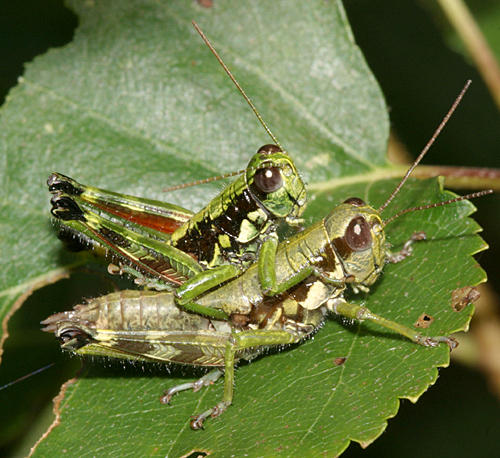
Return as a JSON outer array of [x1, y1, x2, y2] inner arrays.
[[47, 23, 306, 320], [42, 82, 491, 429]]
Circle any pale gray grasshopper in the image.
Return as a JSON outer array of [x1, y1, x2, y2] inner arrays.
[[47, 23, 306, 320], [42, 82, 492, 429]]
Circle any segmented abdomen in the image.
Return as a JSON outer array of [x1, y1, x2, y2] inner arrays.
[[45, 290, 234, 366], [78, 290, 217, 332]]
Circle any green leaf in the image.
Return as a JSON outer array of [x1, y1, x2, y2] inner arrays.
[[0, 0, 487, 456]]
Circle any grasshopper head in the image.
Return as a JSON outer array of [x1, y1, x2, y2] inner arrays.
[[246, 145, 306, 224], [323, 198, 386, 288]]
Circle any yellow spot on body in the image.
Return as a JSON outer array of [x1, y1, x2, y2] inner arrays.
[[208, 243, 222, 267], [238, 219, 258, 243], [282, 298, 299, 316], [219, 234, 231, 249], [44, 123, 54, 134], [299, 281, 330, 310], [247, 209, 266, 224]]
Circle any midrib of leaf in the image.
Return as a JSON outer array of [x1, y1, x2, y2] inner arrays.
[[308, 165, 404, 193]]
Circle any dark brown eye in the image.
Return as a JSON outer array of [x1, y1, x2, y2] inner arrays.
[[254, 167, 283, 193], [345, 216, 372, 251], [257, 144, 282, 155], [343, 197, 365, 206]]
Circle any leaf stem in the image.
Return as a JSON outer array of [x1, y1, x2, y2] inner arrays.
[[437, 0, 500, 110], [412, 165, 500, 191]]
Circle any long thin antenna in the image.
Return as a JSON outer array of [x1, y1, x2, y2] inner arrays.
[[0, 362, 55, 391], [192, 21, 283, 150], [383, 189, 492, 226], [378, 80, 472, 214], [163, 168, 245, 192]]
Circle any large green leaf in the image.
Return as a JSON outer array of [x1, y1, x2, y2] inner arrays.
[[0, 0, 487, 456]]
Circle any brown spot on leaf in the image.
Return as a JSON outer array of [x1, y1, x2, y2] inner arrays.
[[334, 356, 347, 366], [451, 286, 480, 312], [197, 0, 213, 7], [414, 313, 434, 328]]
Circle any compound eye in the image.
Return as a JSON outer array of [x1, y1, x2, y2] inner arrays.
[[58, 327, 89, 344], [257, 144, 282, 155], [343, 197, 365, 207], [345, 216, 372, 251], [254, 167, 283, 193]]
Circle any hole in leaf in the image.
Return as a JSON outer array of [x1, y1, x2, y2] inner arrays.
[[181, 450, 211, 458], [414, 313, 434, 328]]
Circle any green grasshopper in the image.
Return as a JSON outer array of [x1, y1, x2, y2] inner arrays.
[[42, 82, 491, 429], [48, 23, 306, 320]]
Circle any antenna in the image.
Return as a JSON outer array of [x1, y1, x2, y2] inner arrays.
[[163, 168, 245, 192], [0, 362, 55, 392], [192, 21, 283, 150], [383, 189, 493, 226], [378, 80, 472, 214]]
